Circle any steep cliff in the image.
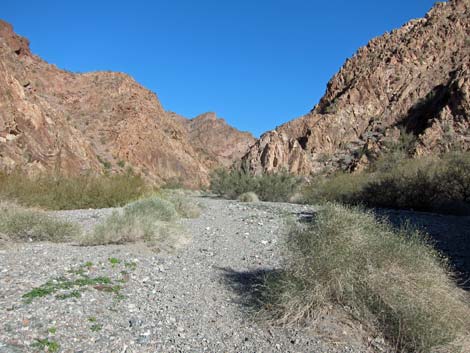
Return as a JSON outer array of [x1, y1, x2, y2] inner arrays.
[[0, 20, 253, 187], [242, 0, 470, 175]]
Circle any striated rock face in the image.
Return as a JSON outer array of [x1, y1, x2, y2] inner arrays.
[[184, 112, 255, 168], [242, 0, 470, 175], [0, 20, 253, 187]]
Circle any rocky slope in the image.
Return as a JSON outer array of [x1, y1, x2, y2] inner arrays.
[[242, 0, 470, 175], [0, 20, 254, 187], [175, 112, 255, 168]]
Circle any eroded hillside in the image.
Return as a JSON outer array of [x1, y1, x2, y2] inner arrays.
[[0, 20, 254, 187], [242, 0, 470, 175]]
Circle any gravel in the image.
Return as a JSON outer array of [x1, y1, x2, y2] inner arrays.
[[1, 197, 468, 352]]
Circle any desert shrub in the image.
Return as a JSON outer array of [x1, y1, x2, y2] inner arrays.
[[359, 153, 470, 214], [303, 152, 470, 215], [370, 128, 417, 173], [210, 169, 300, 202], [160, 190, 201, 218], [302, 172, 371, 204], [237, 192, 260, 203], [0, 202, 81, 242], [261, 203, 470, 352], [124, 197, 178, 221], [0, 172, 149, 210], [210, 169, 258, 199], [81, 196, 189, 252], [160, 177, 184, 190], [256, 172, 301, 202]]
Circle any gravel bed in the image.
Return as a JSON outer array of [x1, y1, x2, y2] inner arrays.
[[0, 198, 374, 353], [2, 197, 468, 352]]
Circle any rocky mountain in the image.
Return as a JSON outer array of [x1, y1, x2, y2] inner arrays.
[[242, 0, 470, 175], [0, 20, 254, 187], [181, 112, 255, 168]]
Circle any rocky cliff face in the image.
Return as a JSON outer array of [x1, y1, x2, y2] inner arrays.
[[0, 20, 254, 186], [184, 112, 255, 168], [242, 0, 470, 175]]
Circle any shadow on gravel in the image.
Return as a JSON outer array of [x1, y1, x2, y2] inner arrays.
[[219, 267, 282, 312], [376, 209, 470, 291], [299, 207, 470, 290]]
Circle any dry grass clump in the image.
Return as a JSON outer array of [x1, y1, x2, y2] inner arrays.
[[160, 190, 202, 218], [237, 192, 260, 203], [0, 202, 81, 242], [80, 196, 190, 252], [0, 172, 149, 210], [261, 203, 470, 353]]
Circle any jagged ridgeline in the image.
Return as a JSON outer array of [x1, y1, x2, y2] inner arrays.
[[0, 21, 254, 187], [242, 0, 470, 176]]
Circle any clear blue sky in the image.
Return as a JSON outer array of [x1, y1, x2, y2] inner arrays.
[[3, 0, 438, 137]]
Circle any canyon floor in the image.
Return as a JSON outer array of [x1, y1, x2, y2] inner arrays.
[[1, 197, 469, 353]]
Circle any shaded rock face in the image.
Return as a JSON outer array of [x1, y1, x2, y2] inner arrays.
[[0, 20, 253, 187], [242, 0, 470, 175]]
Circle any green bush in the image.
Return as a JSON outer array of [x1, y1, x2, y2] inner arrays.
[[210, 169, 300, 202], [0, 172, 150, 210], [0, 202, 81, 242], [261, 203, 470, 352], [210, 169, 258, 199], [302, 172, 371, 204]]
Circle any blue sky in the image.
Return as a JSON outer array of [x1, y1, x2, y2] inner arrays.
[[3, 0, 438, 136]]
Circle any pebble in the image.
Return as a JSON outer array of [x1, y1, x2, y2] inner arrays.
[[5, 197, 460, 352]]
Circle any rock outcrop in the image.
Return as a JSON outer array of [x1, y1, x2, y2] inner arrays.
[[242, 0, 470, 175], [0, 20, 254, 187], [184, 112, 255, 168]]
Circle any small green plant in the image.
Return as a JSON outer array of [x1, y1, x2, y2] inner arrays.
[[84, 261, 93, 268], [87, 316, 97, 322], [108, 257, 121, 267], [23, 275, 113, 303], [90, 323, 102, 332], [56, 290, 81, 300], [31, 338, 60, 353], [48, 327, 57, 335], [124, 261, 137, 270], [117, 160, 126, 168]]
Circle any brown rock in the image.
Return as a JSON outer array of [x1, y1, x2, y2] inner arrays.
[[242, 0, 470, 175], [0, 21, 253, 187]]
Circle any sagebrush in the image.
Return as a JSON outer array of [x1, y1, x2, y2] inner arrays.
[[0, 202, 81, 242], [260, 203, 470, 352], [81, 196, 192, 252]]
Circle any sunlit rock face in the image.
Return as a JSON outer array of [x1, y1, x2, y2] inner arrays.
[[0, 20, 254, 187], [242, 0, 470, 175]]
